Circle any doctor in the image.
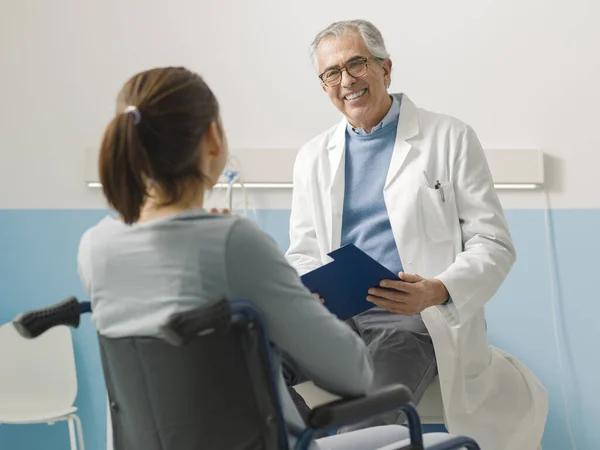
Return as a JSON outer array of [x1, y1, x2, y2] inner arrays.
[[285, 19, 548, 450]]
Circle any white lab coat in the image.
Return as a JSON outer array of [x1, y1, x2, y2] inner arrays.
[[285, 94, 548, 450]]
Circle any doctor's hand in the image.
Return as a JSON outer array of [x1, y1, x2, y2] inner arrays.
[[366, 272, 449, 316]]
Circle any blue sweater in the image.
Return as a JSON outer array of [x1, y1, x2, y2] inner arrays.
[[341, 102, 403, 276]]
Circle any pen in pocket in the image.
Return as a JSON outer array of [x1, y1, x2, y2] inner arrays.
[[434, 180, 445, 203]]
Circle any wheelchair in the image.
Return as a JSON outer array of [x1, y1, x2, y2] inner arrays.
[[12, 297, 480, 450]]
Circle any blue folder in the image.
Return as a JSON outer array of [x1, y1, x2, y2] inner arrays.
[[300, 244, 400, 320]]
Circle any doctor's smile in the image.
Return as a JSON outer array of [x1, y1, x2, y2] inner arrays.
[[343, 88, 367, 102]]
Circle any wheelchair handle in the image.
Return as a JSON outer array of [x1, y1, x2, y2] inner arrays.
[[12, 296, 85, 339]]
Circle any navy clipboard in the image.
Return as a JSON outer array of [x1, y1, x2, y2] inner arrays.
[[300, 244, 400, 320]]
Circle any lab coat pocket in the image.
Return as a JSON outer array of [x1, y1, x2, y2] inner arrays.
[[419, 180, 459, 243]]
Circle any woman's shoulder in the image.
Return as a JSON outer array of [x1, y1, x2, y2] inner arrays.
[[225, 215, 273, 244], [78, 210, 265, 255], [78, 214, 115, 246]]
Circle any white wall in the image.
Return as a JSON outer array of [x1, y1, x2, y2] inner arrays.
[[0, 0, 598, 210]]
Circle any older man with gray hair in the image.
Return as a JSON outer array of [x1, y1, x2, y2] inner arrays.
[[285, 19, 547, 450]]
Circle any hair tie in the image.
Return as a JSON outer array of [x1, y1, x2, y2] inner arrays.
[[124, 105, 141, 125]]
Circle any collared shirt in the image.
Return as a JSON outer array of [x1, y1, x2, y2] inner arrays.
[[347, 95, 401, 135]]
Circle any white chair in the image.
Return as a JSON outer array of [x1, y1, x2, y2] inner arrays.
[[295, 375, 445, 424], [0, 322, 85, 450]]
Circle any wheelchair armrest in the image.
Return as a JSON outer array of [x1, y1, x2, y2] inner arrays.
[[12, 296, 81, 339], [306, 383, 413, 430]]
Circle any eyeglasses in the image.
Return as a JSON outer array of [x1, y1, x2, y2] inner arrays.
[[318, 57, 380, 87]]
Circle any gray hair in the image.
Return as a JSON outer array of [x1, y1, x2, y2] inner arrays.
[[309, 19, 390, 69]]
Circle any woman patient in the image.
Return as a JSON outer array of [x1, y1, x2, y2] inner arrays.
[[77, 66, 410, 450]]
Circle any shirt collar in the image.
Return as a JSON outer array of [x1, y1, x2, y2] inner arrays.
[[347, 95, 401, 135]]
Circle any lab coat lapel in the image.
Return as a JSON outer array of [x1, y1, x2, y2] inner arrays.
[[384, 94, 420, 190], [326, 119, 347, 251]]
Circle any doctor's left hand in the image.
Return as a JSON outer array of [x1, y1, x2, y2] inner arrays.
[[366, 272, 449, 315]]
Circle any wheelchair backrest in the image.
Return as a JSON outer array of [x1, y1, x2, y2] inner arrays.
[[99, 299, 288, 450]]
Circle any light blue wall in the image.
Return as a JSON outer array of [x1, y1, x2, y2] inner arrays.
[[0, 209, 597, 450]]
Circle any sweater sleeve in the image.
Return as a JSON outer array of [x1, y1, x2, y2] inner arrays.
[[225, 218, 373, 397]]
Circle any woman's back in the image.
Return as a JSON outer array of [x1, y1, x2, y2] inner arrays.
[[79, 210, 233, 337]]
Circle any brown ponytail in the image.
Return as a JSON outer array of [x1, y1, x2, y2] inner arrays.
[[99, 110, 152, 224], [97, 67, 220, 225]]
